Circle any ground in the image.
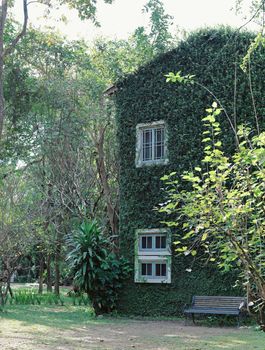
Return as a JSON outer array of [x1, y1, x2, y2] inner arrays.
[[0, 305, 264, 350]]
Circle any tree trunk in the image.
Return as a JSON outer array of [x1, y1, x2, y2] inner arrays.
[[54, 232, 62, 295], [38, 254, 44, 294], [0, 0, 28, 140], [7, 284, 13, 298], [0, 282, 4, 310], [0, 270, 11, 309], [0, 0, 7, 139], [96, 127, 119, 235], [46, 254, 53, 292]]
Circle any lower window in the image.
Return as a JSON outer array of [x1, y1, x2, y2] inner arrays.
[[141, 262, 167, 278]]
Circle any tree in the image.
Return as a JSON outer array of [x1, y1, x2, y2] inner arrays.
[[160, 102, 265, 329], [0, 0, 177, 296], [0, 171, 37, 308], [0, 0, 114, 140], [142, 0, 174, 54], [233, 0, 265, 72]]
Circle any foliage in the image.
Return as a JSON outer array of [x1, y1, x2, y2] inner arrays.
[[0, 172, 38, 308], [66, 221, 130, 314], [6, 288, 90, 306], [241, 32, 265, 72], [59, 0, 114, 24], [9, 289, 64, 306], [142, 0, 174, 54], [114, 27, 265, 316], [0, 3, 176, 299], [160, 103, 265, 327]]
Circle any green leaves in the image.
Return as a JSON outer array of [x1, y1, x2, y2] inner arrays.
[[66, 220, 130, 314], [160, 105, 265, 321], [241, 32, 265, 72], [165, 71, 195, 84]]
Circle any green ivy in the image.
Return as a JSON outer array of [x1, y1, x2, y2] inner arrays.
[[114, 27, 265, 316]]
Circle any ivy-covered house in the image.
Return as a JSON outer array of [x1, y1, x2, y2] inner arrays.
[[109, 27, 265, 316]]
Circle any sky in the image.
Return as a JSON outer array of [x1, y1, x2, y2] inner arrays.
[[12, 0, 257, 42]]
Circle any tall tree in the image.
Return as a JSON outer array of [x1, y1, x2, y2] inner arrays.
[[143, 0, 174, 54], [0, 0, 114, 140]]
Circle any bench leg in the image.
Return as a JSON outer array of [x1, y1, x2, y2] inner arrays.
[[192, 313, 195, 324], [237, 314, 241, 328]]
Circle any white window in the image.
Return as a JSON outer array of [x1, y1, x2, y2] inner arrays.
[[135, 229, 171, 283], [139, 233, 167, 252], [140, 261, 167, 278], [136, 121, 168, 167]]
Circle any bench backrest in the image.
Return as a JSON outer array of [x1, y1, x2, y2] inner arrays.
[[192, 296, 246, 310]]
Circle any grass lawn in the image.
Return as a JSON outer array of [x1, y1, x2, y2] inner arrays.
[[0, 284, 264, 350], [0, 303, 264, 350]]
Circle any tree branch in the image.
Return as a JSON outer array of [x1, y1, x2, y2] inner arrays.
[[3, 0, 28, 58]]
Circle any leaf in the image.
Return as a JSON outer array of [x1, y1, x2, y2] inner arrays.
[[212, 101, 218, 108], [201, 233, 208, 241]]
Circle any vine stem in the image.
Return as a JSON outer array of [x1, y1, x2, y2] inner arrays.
[[194, 81, 239, 147]]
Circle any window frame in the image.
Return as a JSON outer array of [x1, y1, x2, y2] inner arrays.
[[135, 120, 168, 167], [136, 229, 171, 255], [135, 228, 171, 283], [138, 232, 169, 254], [140, 260, 168, 279]]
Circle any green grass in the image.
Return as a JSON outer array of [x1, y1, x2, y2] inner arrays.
[[0, 304, 264, 350], [0, 284, 264, 349], [5, 284, 90, 307], [0, 304, 112, 328]]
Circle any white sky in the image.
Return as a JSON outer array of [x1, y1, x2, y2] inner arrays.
[[12, 0, 257, 42]]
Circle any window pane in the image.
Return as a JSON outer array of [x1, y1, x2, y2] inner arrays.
[[144, 129, 152, 143], [155, 263, 167, 277], [147, 236, 152, 249], [161, 236, 166, 249], [161, 264, 167, 276], [141, 263, 146, 276], [155, 235, 167, 249], [141, 236, 146, 249], [141, 263, 153, 276], [147, 263, 152, 275], [142, 129, 152, 161], [154, 128, 165, 160], [155, 236, 161, 249], [155, 264, 161, 276], [156, 128, 162, 142]]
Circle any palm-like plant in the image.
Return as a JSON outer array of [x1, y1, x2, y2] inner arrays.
[[66, 220, 130, 314]]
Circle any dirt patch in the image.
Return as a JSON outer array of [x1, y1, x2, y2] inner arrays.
[[0, 317, 261, 350]]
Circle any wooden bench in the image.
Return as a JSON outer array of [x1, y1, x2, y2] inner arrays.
[[184, 296, 247, 326]]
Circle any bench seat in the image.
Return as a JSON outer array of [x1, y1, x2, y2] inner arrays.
[[185, 308, 241, 315], [184, 296, 246, 326]]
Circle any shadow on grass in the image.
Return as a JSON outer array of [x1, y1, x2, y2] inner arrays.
[[0, 305, 118, 330]]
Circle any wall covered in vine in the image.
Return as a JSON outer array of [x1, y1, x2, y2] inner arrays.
[[114, 27, 265, 316]]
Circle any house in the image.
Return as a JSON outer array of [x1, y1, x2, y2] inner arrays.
[[107, 27, 265, 316]]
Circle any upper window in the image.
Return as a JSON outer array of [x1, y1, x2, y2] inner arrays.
[[139, 233, 167, 252], [136, 121, 168, 167]]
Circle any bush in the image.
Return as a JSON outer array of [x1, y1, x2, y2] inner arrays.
[[66, 220, 130, 315]]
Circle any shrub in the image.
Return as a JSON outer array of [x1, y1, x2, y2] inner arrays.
[[66, 220, 130, 315]]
